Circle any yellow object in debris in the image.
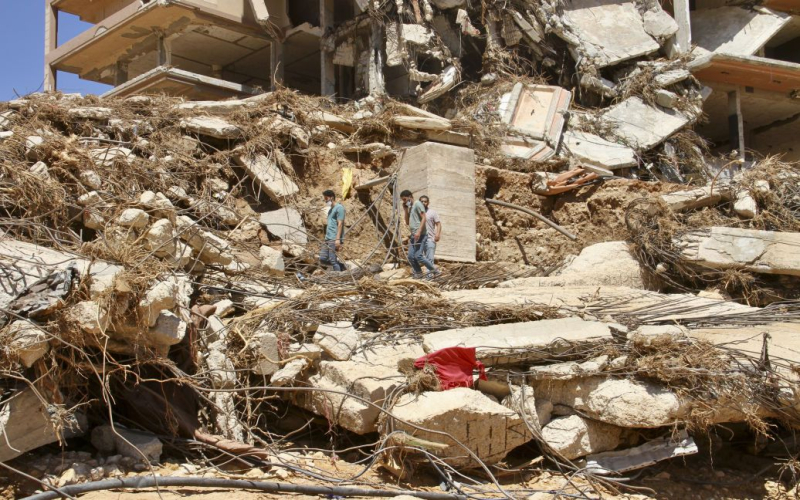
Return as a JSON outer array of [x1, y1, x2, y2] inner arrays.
[[341, 167, 353, 199]]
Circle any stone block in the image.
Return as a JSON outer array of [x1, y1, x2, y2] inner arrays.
[[117, 209, 150, 229], [253, 330, 280, 375], [270, 358, 309, 387], [147, 311, 187, 346], [384, 388, 530, 467], [541, 415, 624, 460], [259, 246, 285, 275], [314, 322, 360, 361], [112, 427, 162, 462], [90, 147, 133, 167]]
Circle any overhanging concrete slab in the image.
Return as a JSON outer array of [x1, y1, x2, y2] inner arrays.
[[691, 6, 790, 57], [102, 67, 261, 100], [690, 53, 800, 95]]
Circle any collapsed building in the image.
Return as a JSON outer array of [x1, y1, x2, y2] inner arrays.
[[0, 0, 799, 498]]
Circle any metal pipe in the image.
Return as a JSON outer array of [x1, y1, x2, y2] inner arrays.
[[484, 198, 577, 241]]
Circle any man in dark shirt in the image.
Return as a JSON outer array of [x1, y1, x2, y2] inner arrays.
[[319, 189, 345, 271]]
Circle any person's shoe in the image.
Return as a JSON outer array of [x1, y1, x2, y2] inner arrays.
[[411, 273, 423, 280]]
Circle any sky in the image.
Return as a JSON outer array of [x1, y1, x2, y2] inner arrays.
[[0, 1, 112, 101]]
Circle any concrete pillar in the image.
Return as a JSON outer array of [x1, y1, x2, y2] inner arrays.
[[270, 41, 284, 89], [368, 20, 385, 96], [727, 88, 746, 163], [44, 1, 58, 92], [674, 0, 691, 53], [157, 33, 172, 66], [320, 0, 335, 96]]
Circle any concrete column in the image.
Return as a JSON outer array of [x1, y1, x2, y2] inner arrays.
[[270, 41, 284, 89], [320, 0, 335, 96], [157, 33, 172, 66], [368, 20, 385, 96], [114, 61, 129, 86], [727, 88, 746, 163], [44, 1, 58, 92], [674, 0, 691, 53]]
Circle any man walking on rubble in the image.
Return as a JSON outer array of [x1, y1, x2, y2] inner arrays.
[[400, 190, 436, 279], [420, 195, 442, 276], [319, 189, 345, 272]]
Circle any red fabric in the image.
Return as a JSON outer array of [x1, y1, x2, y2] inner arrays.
[[414, 347, 487, 390]]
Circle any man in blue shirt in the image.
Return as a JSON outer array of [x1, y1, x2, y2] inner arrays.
[[400, 190, 436, 279], [319, 189, 345, 272]]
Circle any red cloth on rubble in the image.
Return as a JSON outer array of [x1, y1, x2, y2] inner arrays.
[[414, 346, 487, 390]]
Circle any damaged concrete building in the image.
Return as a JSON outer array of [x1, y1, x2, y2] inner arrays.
[[2, 0, 799, 498]]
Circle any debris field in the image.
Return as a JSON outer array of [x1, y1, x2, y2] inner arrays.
[[2, 0, 800, 499]]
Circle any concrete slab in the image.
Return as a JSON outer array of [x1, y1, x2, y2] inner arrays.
[[313, 322, 360, 361], [422, 317, 613, 366], [675, 227, 800, 277], [385, 388, 530, 468], [499, 83, 571, 145], [560, 130, 637, 170], [561, 0, 660, 68], [181, 117, 243, 140], [397, 142, 476, 263], [601, 97, 690, 151], [691, 7, 790, 57]]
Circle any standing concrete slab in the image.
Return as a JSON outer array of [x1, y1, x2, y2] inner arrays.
[[397, 142, 476, 263], [259, 207, 308, 244]]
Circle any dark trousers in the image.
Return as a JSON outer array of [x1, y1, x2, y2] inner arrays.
[[319, 240, 344, 271]]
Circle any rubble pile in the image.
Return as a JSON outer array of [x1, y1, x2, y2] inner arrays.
[[1, 0, 800, 498]]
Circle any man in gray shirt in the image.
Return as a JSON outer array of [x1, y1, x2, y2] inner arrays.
[[400, 190, 436, 278], [420, 195, 441, 274]]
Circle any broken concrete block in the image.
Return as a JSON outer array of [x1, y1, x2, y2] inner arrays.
[[734, 190, 758, 219], [252, 330, 280, 376], [181, 117, 242, 140], [561, 130, 637, 170], [78, 170, 102, 190], [7, 320, 49, 367], [602, 97, 690, 151], [68, 301, 111, 335], [196, 231, 234, 266], [83, 209, 105, 230], [111, 427, 162, 462], [502, 385, 552, 432], [313, 322, 360, 361], [0, 130, 13, 143], [418, 65, 459, 104], [661, 185, 732, 212], [655, 89, 678, 109], [29, 161, 50, 180], [176, 99, 254, 115], [0, 388, 87, 462], [259, 245, 285, 275], [432, 0, 465, 8], [402, 23, 434, 45], [90, 147, 134, 167], [259, 207, 307, 244], [654, 69, 691, 87], [77, 191, 102, 207], [531, 376, 681, 428], [300, 361, 405, 434], [385, 388, 530, 467], [144, 219, 176, 257], [643, 9, 679, 40], [206, 346, 236, 389], [560, 0, 660, 68], [147, 311, 187, 346], [261, 115, 310, 149], [138, 280, 178, 328], [117, 208, 150, 229], [542, 415, 624, 460], [139, 191, 175, 216], [68, 107, 113, 120], [423, 317, 612, 366], [675, 227, 800, 277], [0, 110, 14, 130], [270, 358, 309, 387], [234, 154, 299, 201]]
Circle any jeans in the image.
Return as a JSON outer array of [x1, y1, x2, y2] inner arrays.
[[425, 238, 436, 265], [319, 240, 344, 271], [408, 234, 435, 276]]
